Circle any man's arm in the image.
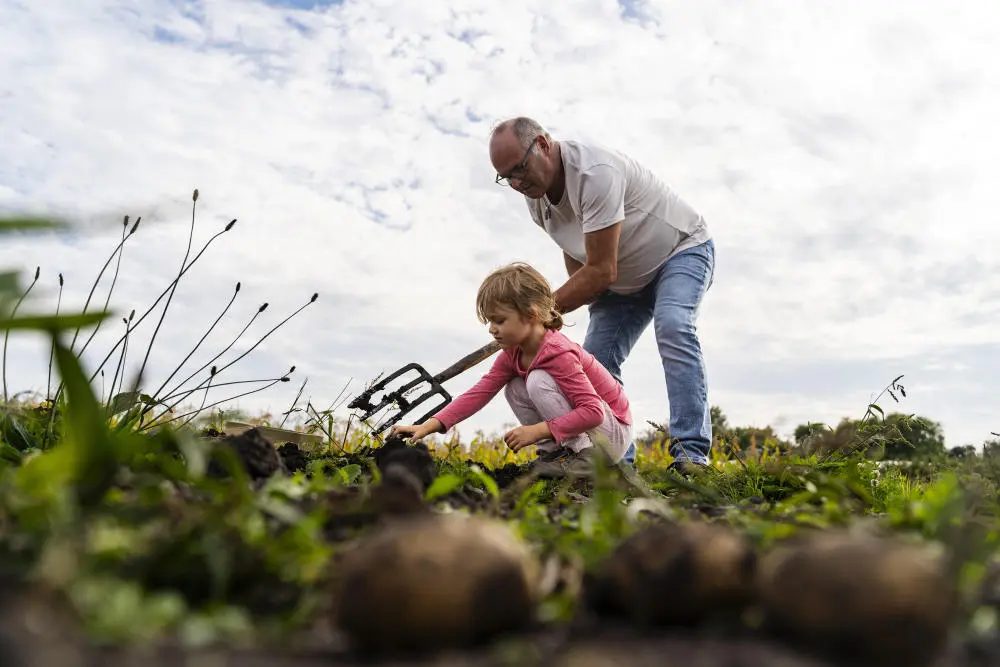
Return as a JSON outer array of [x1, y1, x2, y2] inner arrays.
[[563, 252, 583, 277], [553, 222, 621, 314]]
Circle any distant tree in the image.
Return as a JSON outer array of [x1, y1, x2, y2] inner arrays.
[[711, 405, 730, 438], [705, 406, 793, 458], [983, 438, 1000, 458], [948, 445, 978, 459], [794, 421, 830, 446], [723, 425, 793, 458], [790, 412, 948, 461], [636, 404, 731, 453], [639, 406, 947, 462], [876, 412, 947, 460], [792, 417, 863, 455], [634, 420, 669, 451]]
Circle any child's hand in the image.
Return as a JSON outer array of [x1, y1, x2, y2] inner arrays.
[[389, 424, 423, 440], [390, 418, 442, 442], [503, 423, 550, 452]]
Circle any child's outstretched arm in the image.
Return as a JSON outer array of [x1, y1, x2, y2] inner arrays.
[[391, 352, 515, 441], [433, 352, 515, 433]]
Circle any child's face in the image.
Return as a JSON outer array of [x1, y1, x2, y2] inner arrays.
[[486, 303, 538, 348]]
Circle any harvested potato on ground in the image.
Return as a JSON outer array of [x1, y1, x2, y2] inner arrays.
[[333, 512, 542, 656], [583, 519, 758, 629], [756, 529, 958, 667]]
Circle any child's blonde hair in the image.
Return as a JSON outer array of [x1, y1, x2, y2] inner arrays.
[[476, 262, 564, 331]]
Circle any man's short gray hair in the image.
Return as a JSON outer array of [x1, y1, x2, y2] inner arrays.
[[491, 116, 552, 149]]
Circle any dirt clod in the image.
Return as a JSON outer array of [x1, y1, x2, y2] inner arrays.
[[208, 427, 288, 481], [374, 436, 437, 491], [488, 462, 530, 489], [278, 442, 309, 473]]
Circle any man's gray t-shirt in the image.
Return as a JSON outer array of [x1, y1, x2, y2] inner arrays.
[[525, 139, 711, 295]]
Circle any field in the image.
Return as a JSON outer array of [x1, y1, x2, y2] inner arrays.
[[3, 200, 1000, 667]]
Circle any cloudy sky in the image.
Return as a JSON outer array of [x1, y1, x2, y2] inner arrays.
[[2, 0, 998, 450]]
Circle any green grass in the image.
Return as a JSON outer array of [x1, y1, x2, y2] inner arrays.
[[2, 198, 1000, 659]]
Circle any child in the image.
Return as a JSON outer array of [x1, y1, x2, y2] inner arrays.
[[390, 262, 633, 477]]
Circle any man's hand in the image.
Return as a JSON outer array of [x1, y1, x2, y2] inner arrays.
[[390, 418, 443, 442], [553, 222, 621, 313], [503, 422, 552, 452]]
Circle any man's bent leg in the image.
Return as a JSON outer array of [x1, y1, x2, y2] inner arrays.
[[582, 291, 652, 385], [582, 290, 653, 466], [651, 239, 715, 465]]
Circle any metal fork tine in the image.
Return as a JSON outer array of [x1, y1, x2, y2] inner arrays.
[[370, 385, 452, 435], [348, 362, 435, 420], [349, 339, 501, 436]]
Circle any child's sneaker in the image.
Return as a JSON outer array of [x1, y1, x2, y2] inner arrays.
[[530, 446, 600, 479]]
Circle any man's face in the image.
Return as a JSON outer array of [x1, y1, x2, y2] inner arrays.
[[490, 132, 551, 199]]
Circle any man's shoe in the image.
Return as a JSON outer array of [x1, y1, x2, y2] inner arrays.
[[667, 459, 708, 476]]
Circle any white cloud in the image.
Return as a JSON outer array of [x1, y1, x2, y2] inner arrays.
[[1, 0, 998, 449]]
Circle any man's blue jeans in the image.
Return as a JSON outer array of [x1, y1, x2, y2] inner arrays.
[[583, 239, 715, 466]]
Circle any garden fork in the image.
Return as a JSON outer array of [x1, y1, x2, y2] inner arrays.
[[347, 339, 502, 436]]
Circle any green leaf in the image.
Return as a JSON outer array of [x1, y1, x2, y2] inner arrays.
[[176, 433, 208, 479], [0, 216, 68, 233], [106, 392, 161, 416], [52, 333, 120, 506], [0, 271, 20, 295], [0, 311, 112, 332], [336, 464, 362, 485], [257, 495, 304, 525], [201, 530, 230, 603], [512, 480, 547, 516], [1, 411, 37, 451], [467, 464, 499, 500], [424, 473, 465, 501], [107, 391, 140, 415], [54, 334, 104, 434], [0, 441, 23, 463]]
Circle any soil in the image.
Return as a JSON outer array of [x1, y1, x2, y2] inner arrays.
[[63, 430, 992, 667], [203, 428, 532, 496], [278, 442, 309, 473], [204, 427, 289, 481], [3, 610, 999, 667]]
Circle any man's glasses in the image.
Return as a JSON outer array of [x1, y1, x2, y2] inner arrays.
[[494, 138, 538, 187]]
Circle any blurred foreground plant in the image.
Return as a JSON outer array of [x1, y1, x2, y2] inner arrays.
[[1, 190, 318, 451]]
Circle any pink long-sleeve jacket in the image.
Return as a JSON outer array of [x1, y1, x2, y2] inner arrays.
[[433, 329, 632, 444]]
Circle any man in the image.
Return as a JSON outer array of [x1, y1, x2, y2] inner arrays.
[[487, 117, 716, 473]]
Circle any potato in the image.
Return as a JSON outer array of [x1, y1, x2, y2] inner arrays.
[[756, 529, 957, 667], [333, 512, 542, 656], [584, 519, 757, 629]]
